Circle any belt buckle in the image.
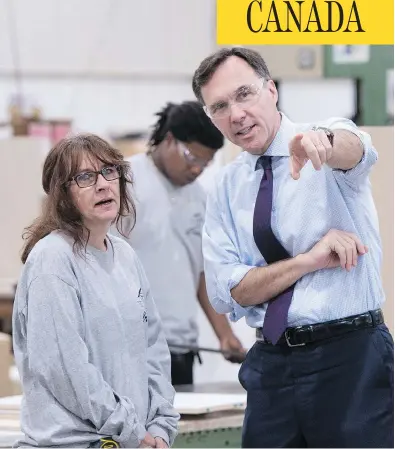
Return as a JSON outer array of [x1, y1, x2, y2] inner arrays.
[[285, 329, 306, 347]]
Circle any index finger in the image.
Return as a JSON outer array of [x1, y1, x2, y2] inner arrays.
[[290, 155, 304, 180], [289, 133, 304, 150], [302, 137, 322, 171]]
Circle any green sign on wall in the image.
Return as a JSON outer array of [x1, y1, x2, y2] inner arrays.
[[324, 45, 393, 126]]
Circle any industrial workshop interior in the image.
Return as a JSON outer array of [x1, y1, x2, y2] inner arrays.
[[0, 0, 394, 448]]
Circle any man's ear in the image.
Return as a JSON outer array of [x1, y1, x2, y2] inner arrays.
[[267, 79, 278, 104]]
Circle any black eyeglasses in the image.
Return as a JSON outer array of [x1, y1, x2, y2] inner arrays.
[[69, 165, 121, 188]]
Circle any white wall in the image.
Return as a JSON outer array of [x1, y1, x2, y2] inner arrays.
[[0, 0, 215, 137], [0, 0, 215, 75]]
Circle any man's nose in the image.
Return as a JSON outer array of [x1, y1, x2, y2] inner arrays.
[[229, 103, 247, 123]]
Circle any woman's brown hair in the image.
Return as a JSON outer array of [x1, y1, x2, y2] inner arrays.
[[21, 133, 136, 263]]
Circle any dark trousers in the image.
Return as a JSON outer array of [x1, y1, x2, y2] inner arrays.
[[171, 351, 195, 385], [238, 324, 394, 448]]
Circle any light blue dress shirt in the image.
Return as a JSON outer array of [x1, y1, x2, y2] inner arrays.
[[203, 114, 384, 329]]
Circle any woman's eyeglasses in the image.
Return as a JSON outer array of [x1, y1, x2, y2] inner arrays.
[[68, 165, 121, 188]]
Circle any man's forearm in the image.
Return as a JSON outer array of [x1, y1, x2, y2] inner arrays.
[[231, 254, 313, 306], [327, 129, 364, 170]]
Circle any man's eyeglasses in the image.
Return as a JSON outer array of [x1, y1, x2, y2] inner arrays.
[[204, 79, 266, 120], [178, 143, 211, 169], [68, 165, 121, 188]]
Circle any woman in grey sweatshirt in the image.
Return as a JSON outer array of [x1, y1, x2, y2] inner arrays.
[[12, 134, 179, 448]]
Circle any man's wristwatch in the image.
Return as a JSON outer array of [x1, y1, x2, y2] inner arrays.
[[312, 126, 334, 147]]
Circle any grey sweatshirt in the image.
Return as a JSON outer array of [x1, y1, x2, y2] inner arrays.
[[12, 231, 179, 448]]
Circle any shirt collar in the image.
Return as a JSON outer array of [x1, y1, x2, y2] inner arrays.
[[243, 112, 296, 170]]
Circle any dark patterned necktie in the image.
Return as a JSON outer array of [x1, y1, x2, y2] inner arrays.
[[253, 156, 294, 344]]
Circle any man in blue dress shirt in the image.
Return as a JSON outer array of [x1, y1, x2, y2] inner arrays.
[[192, 47, 393, 448]]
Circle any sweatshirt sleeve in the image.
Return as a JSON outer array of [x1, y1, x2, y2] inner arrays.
[[22, 274, 146, 448], [135, 258, 180, 447]]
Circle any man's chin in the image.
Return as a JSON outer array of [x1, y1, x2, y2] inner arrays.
[[245, 148, 265, 155], [242, 141, 266, 155], [233, 134, 264, 154]]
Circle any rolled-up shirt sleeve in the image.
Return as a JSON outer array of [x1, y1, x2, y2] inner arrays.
[[202, 183, 255, 322], [324, 118, 378, 188]]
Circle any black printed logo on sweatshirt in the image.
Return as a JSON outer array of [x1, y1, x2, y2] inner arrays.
[[137, 288, 147, 323], [137, 288, 144, 306], [186, 212, 204, 237]]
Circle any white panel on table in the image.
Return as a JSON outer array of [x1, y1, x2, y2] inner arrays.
[[278, 78, 357, 123]]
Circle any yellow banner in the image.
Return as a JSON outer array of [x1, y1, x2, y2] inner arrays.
[[217, 0, 394, 44]]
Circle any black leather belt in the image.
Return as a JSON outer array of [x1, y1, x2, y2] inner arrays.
[[256, 309, 384, 347]]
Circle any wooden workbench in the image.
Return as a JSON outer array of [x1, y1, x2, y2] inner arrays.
[[0, 383, 245, 448]]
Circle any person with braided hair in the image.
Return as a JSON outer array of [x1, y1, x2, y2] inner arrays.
[[113, 101, 245, 386]]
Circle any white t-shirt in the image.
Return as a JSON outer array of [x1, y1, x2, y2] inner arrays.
[[115, 153, 206, 353]]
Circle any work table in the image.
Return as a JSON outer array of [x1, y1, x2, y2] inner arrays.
[[0, 382, 245, 448]]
